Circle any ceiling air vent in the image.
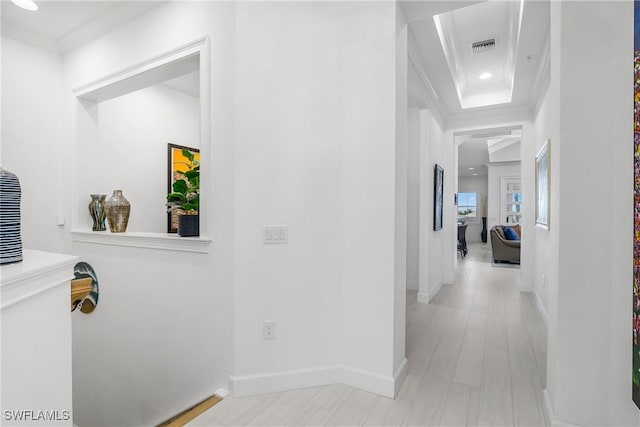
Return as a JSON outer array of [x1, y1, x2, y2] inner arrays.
[[471, 38, 496, 54]]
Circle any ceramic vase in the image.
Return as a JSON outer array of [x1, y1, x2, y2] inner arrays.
[[88, 194, 107, 231], [0, 167, 23, 264], [481, 217, 488, 243], [105, 190, 131, 233]]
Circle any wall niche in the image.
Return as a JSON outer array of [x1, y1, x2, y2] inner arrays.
[[71, 38, 211, 253]]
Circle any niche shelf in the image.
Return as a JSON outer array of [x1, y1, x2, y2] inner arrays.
[[71, 37, 211, 253], [71, 230, 211, 253]]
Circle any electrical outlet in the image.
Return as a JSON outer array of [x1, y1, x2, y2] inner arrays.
[[263, 321, 276, 339]]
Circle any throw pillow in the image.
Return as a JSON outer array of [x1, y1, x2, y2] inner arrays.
[[502, 226, 519, 241]]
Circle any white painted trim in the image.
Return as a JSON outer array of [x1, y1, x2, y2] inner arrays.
[[393, 358, 408, 397], [70, 37, 212, 242], [518, 279, 533, 293], [407, 31, 446, 128], [531, 32, 551, 118], [73, 37, 207, 99], [417, 281, 444, 304], [488, 160, 522, 168], [543, 389, 580, 427], [533, 290, 549, 327], [230, 366, 340, 397], [230, 363, 404, 399], [543, 388, 552, 427], [417, 292, 430, 304], [213, 388, 230, 399], [429, 281, 444, 302], [406, 280, 418, 290], [1, 250, 78, 309], [2, 21, 59, 53], [340, 365, 397, 398], [71, 229, 211, 253], [446, 104, 533, 131]]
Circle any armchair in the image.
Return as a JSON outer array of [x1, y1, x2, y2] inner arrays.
[[490, 225, 520, 264]]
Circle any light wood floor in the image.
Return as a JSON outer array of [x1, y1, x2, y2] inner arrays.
[[188, 243, 547, 426]]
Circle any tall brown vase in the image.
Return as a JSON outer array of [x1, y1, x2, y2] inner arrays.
[[105, 190, 130, 233]]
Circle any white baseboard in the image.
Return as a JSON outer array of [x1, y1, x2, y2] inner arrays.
[[213, 388, 230, 399], [519, 279, 533, 293], [406, 280, 418, 290], [230, 362, 406, 399], [429, 282, 444, 301], [340, 364, 399, 398], [230, 366, 340, 397], [417, 292, 430, 303], [393, 358, 408, 397], [543, 388, 552, 426], [533, 290, 548, 327], [417, 281, 444, 304], [543, 389, 580, 427]]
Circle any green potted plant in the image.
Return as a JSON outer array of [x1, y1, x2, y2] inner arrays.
[[166, 149, 200, 237]]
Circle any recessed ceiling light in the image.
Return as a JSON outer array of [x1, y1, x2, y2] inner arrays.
[[11, 0, 38, 11], [478, 72, 492, 80], [473, 173, 478, 176], [468, 167, 475, 170]]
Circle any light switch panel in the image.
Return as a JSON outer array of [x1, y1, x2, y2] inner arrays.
[[263, 225, 288, 244]]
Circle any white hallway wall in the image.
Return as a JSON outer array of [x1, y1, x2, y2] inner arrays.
[[394, 4, 409, 384], [232, 1, 404, 396], [3, 1, 408, 425], [416, 109, 454, 303], [532, 83, 552, 324], [544, 1, 639, 425], [64, 2, 235, 425], [406, 108, 421, 291], [1, 37, 68, 255]]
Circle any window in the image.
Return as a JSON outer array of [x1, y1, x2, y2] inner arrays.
[[458, 192, 477, 221]]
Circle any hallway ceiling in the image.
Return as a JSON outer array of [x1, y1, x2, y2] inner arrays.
[[457, 127, 522, 178], [458, 140, 490, 178], [402, 0, 550, 121], [1, 1, 165, 53], [2, 0, 549, 122]]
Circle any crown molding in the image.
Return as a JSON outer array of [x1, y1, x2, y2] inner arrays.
[[1, 21, 59, 54], [531, 32, 551, 119], [407, 29, 447, 128], [446, 103, 533, 130]]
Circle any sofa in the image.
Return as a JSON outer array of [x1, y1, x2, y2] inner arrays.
[[490, 225, 520, 264]]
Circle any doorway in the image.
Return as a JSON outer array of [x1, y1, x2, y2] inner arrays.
[[455, 125, 523, 270]]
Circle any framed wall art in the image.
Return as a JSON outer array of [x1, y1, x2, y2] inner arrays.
[[167, 143, 200, 233], [535, 139, 550, 229], [633, 0, 640, 409], [434, 164, 444, 231]]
